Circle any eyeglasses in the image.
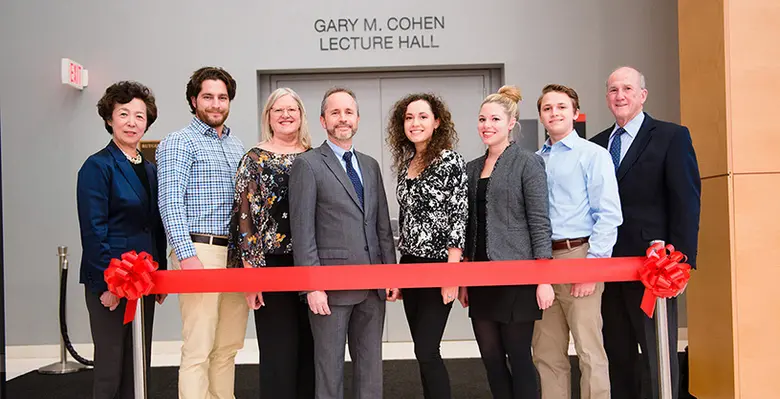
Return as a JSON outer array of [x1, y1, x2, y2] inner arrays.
[[271, 107, 300, 116]]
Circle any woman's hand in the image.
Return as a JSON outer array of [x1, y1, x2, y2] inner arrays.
[[386, 288, 401, 302], [245, 292, 264, 310], [458, 287, 469, 308], [536, 284, 555, 310], [441, 286, 458, 305], [100, 291, 120, 311], [156, 294, 168, 305]]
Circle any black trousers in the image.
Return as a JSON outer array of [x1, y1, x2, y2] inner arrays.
[[472, 318, 537, 399], [85, 287, 155, 399], [254, 254, 315, 398], [400, 255, 454, 399], [602, 281, 679, 399]]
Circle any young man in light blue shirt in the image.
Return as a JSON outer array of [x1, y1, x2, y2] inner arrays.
[[531, 84, 622, 399]]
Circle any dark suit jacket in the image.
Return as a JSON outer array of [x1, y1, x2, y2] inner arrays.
[[77, 140, 168, 294], [289, 141, 396, 306], [591, 112, 701, 269], [464, 143, 553, 323]]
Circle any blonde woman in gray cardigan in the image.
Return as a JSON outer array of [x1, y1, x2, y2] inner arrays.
[[459, 85, 554, 399]]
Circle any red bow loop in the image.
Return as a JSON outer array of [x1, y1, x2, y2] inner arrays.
[[104, 251, 159, 324], [639, 243, 691, 318]]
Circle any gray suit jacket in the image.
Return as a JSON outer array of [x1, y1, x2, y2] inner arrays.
[[289, 141, 396, 306]]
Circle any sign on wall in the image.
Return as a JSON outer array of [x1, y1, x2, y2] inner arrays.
[[314, 16, 444, 51], [139, 140, 159, 165]]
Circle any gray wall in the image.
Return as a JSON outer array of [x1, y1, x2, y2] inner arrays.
[[0, 0, 680, 345]]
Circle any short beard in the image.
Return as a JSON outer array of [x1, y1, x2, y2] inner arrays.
[[327, 125, 357, 141], [196, 108, 228, 128]]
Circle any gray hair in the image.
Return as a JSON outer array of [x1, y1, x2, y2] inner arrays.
[[606, 66, 647, 89], [320, 87, 360, 117]]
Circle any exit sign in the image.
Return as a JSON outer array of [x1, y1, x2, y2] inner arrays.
[[61, 58, 88, 90]]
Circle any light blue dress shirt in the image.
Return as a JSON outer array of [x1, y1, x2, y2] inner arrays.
[[537, 130, 623, 258], [326, 139, 363, 184], [607, 112, 645, 164]]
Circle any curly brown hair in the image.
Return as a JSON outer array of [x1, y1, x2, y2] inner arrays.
[[386, 93, 458, 176]]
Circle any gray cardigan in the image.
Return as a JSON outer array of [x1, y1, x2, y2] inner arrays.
[[465, 142, 552, 261]]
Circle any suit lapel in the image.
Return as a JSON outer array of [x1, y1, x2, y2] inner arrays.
[[319, 142, 363, 211], [145, 161, 158, 215], [107, 141, 148, 207], [356, 151, 373, 216], [617, 113, 655, 181]]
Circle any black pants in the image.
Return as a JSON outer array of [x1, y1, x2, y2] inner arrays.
[[400, 255, 454, 399], [85, 287, 155, 399], [472, 318, 537, 399], [602, 281, 680, 399], [254, 254, 315, 398]]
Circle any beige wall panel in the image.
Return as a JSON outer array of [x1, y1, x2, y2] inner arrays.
[[678, 0, 729, 179], [733, 173, 780, 397], [728, 1, 780, 173], [688, 176, 736, 398]]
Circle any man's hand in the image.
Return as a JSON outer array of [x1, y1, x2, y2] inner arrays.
[[100, 291, 120, 311], [179, 256, 204, 270], [307, 291, 331, 315], [246, 292, 265, 310], [571, 283, 597, 298], [386, 288, 401, 302], [537, 284, 555, 310], [156, 294, 168, 305]]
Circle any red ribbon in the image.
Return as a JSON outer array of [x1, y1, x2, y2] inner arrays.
[[104, 251, 159, 324], [639, 242, 691, 318]]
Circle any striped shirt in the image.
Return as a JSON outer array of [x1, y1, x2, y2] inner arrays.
[[157, 117, 245, 261]]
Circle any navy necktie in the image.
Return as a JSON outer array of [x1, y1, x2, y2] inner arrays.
[[609, 127, 626, 172], [342, 151, 364, 207]]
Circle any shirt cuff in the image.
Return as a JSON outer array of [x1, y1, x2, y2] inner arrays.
[[173, 241, 197, 261]]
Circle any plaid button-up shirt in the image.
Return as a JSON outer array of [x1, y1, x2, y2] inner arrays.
[[157, 117, 245, 261]]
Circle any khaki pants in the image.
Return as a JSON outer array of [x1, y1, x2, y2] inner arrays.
[[532, 243, 610, 399], [171, 242, 249, 399]]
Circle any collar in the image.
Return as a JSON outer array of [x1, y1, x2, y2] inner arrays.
[[541, 130, 580, 153], [610, 111, 644, 141], [189, 117, 231, 139], [326, 138, 355, 160]]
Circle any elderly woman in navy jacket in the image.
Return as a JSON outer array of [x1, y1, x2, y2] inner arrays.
[[76, 81, 168, 399]]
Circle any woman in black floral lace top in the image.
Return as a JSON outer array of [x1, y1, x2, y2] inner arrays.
[[227, 87, 314, 398], [386, 92, 467, 399]]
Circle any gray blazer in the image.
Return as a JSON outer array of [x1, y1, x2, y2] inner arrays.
[[464, 143, 552, 323], [289, 141, 396, 306]]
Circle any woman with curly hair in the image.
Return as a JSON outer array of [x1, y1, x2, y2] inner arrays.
[[386, 93, 467, 399]]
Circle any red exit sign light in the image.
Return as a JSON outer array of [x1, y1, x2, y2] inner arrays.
[[61, 58, 89, 90]]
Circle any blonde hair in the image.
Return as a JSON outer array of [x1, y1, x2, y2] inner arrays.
[[260, 88, 312, 149], [481, 85, 523, 120]]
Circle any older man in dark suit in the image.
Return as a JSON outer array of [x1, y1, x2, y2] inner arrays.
[[591, 66, 701, 399], [289, 87, 397, 399]]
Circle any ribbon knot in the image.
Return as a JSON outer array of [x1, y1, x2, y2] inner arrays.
[[639, 242, 691, 318], [104, 251, 158, 324]]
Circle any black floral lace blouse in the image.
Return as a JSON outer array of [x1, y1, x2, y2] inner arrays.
[[396, 149, 468, 260], [228, 147, 305, 268]]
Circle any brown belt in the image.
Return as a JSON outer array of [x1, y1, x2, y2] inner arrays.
[[191, 233, 229, 247], [551, 236, 589, 251]]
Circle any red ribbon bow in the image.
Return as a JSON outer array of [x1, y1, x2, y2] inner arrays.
[[104, 251, 158, 324], [639, 242, 691, 318]]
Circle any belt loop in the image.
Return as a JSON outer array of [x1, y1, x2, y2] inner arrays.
[[566, 239, 572, 250]]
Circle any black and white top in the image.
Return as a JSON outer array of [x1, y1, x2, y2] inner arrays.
[[396, 149, 468, 260]]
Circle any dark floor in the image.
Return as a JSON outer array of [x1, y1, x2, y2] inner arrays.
[[8, 355, 695, 398]]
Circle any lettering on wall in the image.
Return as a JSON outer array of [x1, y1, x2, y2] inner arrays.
[[313, 16, 444, 51]]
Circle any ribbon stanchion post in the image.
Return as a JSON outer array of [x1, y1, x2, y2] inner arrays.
[[107, 244, 691, 399]]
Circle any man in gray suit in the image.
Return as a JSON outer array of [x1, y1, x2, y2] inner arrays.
[[289, 87, 398, 399]]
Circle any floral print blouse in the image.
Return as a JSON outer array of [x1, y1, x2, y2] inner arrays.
[[396, 149, 468, 260], [228, 147, 306, 268]]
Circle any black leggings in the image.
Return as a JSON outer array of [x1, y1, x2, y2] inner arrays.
[[472, 318, 538, 399], [401, 254, 454, 399], [254, 254, 315, 398]]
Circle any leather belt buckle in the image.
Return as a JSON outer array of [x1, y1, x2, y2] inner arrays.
[[191, 233, 229, 247]]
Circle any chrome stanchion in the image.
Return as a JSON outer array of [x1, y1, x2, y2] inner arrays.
[[38, 246, 89, 374], [651, 240, 673, 399], [132, 298, 147, 399]]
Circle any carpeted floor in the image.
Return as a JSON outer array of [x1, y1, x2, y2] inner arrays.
[[9, 355, 696, 398]]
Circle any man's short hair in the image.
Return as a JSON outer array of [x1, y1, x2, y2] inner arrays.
[[320, 87, 359, 117], [185, 66, 237, 114], [536, 84, 580, 113]]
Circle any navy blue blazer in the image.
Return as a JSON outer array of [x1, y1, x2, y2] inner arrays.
[[591, 113, 701, 269], [77, 140, 168, 294]]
